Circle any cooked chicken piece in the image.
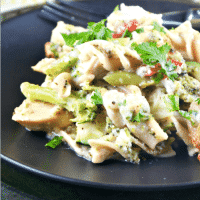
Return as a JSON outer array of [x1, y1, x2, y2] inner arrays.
[[12, 99, 73, 132]]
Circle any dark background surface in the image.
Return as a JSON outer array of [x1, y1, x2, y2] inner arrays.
[[2, 1, 200, 199]]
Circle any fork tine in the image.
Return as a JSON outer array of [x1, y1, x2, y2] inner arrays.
[[42, 5, 89, 27], [47, 1, 102, 23], [56, 0, 107, 19], [39, 9, 62, 24]]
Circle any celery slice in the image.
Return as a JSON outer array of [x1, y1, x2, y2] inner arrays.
[[45, 57, 78, 77], [103, 71, 143, 86], [20, 82, 66, 105]]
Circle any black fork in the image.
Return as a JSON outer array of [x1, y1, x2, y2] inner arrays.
[[39, 1, 200, 29], [39, 0, 107, 27]]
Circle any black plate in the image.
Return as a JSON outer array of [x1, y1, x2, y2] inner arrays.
[[2, 1, 200, 197]]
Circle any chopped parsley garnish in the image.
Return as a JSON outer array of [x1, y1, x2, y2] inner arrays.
[[154, 61, 178, 83], [61, 19, 113, 47], [132, 42, 178, 83], [114, 5, 119, 11], [45, 136, 63, 149], [163, 94, 179, 112], [122, 29, 132, 39], [135, 28, 144, 34], [127, 110, 149, 123], [87, 20, 112, 39], [132, 42, 170, 65], [178, 110, 192, 120], [61, 32, 85, 47], [163, 94, 198, 125], [169, 27, 175, 31], [196, 98, 200, 105], [163, 60, 179, 81], [178, 110, 198, 125], [131, 42, 137, 49], [91, 89, 103, 105], [153, 21, 166, 34]]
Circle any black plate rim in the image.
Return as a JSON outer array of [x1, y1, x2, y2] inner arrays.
[[2, 154, 200, 191]]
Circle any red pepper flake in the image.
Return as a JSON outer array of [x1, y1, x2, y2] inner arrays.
[[171, 59, 182, 67], [145, 63, 161, 77], [144, 63, 168, 80], [112, 19, 139, 38], [112, 32, 123, 38], [124, 19, 138, 32]]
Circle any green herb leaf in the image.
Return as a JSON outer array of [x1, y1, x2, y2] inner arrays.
[[45, 136, 63, 149], [131, 42, 138, 49], [178, 110, 197, 125], [122, 29, 132, 39], [132, 112, 144, 122], [155, 60, 178, 83], [61, 32, 87, 47], [88, 19, 113, 40], [135, 28, 144, 34], [153, 72, 165, 84], [196, 98, 200, 105], [114, 5, 119, 12], [132, 42, 171, 65], [128, 110, 149, 123], [91, 89, 103, 105], [169, 27, 175, 31], [163, 94, 179, 112], [61, 19, 113, 47], [132, 42, 178, 83], [153, 21, 166, 34]]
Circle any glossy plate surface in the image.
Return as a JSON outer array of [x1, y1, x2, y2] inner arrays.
[[2, 0, 200, 191]]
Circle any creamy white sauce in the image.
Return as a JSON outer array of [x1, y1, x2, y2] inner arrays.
[[161, 78, 175, 94], [136, 65, 152, 77]]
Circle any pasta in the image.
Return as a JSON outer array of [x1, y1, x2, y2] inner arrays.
[[12, 3, 200, 164]]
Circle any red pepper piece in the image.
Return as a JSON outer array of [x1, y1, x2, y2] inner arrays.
[[112, 32, 123, 38], [112, 19, 139, 38], [145, 63, 161, 76], [124, 19, 138, 32], [171, 59, 182, 67]]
